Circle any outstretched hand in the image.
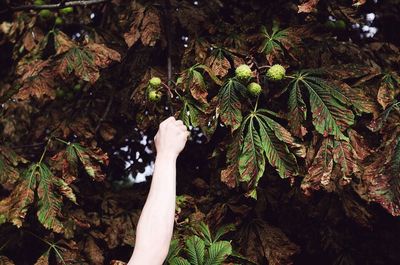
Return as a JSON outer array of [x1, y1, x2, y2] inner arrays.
[[154, 117, 189, 158]]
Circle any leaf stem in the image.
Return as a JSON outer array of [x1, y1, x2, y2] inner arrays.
[[254, 96, 259, 112], [55, 137, 70, 145]]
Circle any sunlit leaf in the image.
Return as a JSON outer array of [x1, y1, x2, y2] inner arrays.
[[186, 235, 205, 265]]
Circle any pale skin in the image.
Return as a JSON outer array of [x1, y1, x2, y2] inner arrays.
[[127, 117, 189, 265]]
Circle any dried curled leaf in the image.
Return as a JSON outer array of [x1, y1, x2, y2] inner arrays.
[[239, 220, 299, 265], [14, 60, 56, 101], [0, 146, 27, 190], [298, 0, 319, 13], [124, 4, 162, 47]]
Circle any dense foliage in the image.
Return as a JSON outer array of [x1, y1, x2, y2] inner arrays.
[[0, 0, 400, 264]]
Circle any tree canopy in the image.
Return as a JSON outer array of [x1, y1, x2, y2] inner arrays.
[[0, 0, 400, 264]]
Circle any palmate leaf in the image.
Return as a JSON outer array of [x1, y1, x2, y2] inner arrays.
[[0, 147, 27, 190], [179, 96, 205, 128], [185, 235, 205, 265], [220, 131, 242, 189], [218, 78, 244, 131], [165, 239, 182, 263], [168, 257, 190, 265], [302, 135, 363, 194], [238, 110, 299, 198], [66, 143, 108, 181], [0, 177, 35, 227], [287, 71, 354, 141], [238, 118, 265, 198], [257, 115, 299, 178], [259, 25, 290, 55], [36, 163, 65, 233], [57, 47, 99, 84], [0, 162, 77, 232], [204, 241, 232, 265], [287, 79, 307, 138]]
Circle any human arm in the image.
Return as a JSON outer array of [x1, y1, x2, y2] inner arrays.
[[127, 117, 189, 265]]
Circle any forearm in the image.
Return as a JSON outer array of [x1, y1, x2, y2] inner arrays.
[[128, 153, 177, 265]]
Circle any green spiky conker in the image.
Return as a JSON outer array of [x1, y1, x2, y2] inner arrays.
[[55, 17, 64, 26], [149, 77, 162, 88], [34, 0, 45, 5], [235, 64, 252, 80], [266, 64, 286, 81], [148, 90, 161, 102], [247, 82, 262, 96], [38, 9, 53, 20], [59, 7, 74, 15]]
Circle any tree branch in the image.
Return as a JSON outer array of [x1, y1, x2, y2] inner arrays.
[[8, 0, 110, 12]]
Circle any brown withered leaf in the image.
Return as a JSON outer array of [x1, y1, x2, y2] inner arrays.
[[124, 2, 145, 47], [124, 4, 162, 48], [302, 137, 334, 195], [353, 0, 366, 6], [67, 143, 109, 181], [140, 8, 161, 47], [86, 43, 122, 68], [303, 135, 363, 195], [14, 60, 55, 101], [84, 236, 104, 265], [0, 179, 34, 227], [221, 132, 242, 189], [239, 220, 299, 265], [205, 54, 230, 78], [68, 116, 95, 139], [377, 82, 395, 109], [34, 252, 49, 265], [341, 191, 372, 228], [298, 0, 319, 13], [54, 30, 75, 55], [99, 123, 117, 141], [22, 27, 44, 52], [0, 256, 15, 265], [354, 124, 400, 216], [0, 146, 28, 190]]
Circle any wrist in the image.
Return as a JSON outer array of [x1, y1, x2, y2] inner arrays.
[[155, 151, 178, 162]]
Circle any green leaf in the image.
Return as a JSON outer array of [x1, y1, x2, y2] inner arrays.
[[67, 143, 108, 181], [166, 239, 182, 263], [204, 241, 232, 265], [196, 222, 213, 245], [185, 235, 205, 265], [36, 163, 64, 233], [300, 74, 354, 140], [168, 257, 190, 265], [287, 79, 307, 138], [179, 97, 204, 128], [259, 26, 290, 55], [238, 118, 265, 198], [256, 115, 299, 178], [218, 79, 244, 131], [57, 47, 99, 84], [213, 223, 235, 243]]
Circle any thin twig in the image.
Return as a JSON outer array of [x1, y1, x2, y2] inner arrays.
[[7, 0, 110, 12], [94, 95, 113, 133], [163, 0, 175, 115]]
